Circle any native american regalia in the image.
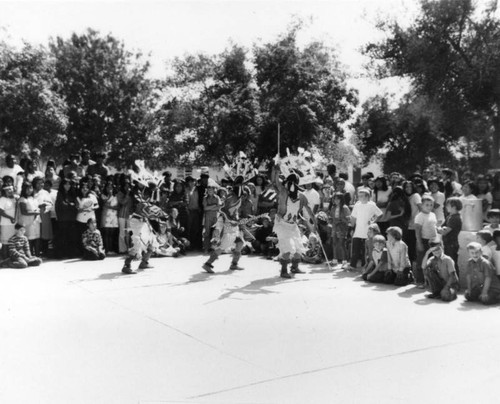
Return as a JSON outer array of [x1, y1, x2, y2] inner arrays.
[[127, 202, 164, 259]]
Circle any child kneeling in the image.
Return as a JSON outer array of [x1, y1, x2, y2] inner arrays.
[[464, 242, 500, 305], [422, 240, 459, 301], [384, 226, 412, 286], [362, 234, 388, 282], [3, 223, 42, 268]]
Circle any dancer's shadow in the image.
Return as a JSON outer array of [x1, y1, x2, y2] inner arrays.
[[214, 276, 301, 302], [172, 269, 234, 287]]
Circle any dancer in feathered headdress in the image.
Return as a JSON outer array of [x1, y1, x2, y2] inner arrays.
[[272, 152, 317, 279], [201, 152, 258, 274]]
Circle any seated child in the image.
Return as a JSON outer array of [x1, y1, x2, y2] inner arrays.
[[362, 234, 388, 282], [476, 230, 493, 261], [302, 232, 324, 264], [422, 240, 459, 301], [464, 241, 500, 305], [361, 223, 381, 272], [82, 218, 106, 260], [168, 208, 190, 254], [155, 221, 180, 257], [252, 214, 274, 256], [3, 223, 42, 268], [484, 209, 500, 233], [384, 226, 412, 286]]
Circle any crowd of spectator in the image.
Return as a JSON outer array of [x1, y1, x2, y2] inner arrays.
[[0, 149, 499, 305]]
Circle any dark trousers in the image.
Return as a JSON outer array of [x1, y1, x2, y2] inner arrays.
[[350, 237, 365, 268], [465, 284, 499, 305], [57, 221, 79, 258], [101, 228, 119, 253], [427, 270, 457, 301], [188, 210, 202, 250], [444, 243, 459, 276], [83, 249, 106, 260], [383, 268, 412, 286]]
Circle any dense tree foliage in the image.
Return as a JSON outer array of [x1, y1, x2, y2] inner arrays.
[[364, 0, 500, 168], [0, 42, 67, 156], [49, 29, 159, 167]]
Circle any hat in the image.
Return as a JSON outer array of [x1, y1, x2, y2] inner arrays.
[[199, 167, 210, 178], [206, 178, 219, 188], [487, 209, 500, 218]]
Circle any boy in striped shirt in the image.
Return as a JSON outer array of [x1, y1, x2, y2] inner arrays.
[[4, 224, 42, 268]]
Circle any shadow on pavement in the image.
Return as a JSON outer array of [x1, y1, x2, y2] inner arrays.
[[360, 282, 397, 291], [457, 300, 499, 311], [214, 276, 302, 302], [398, 286, 426, 298]]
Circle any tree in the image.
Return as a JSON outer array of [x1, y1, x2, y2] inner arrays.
[[366, 0, 500, 167], [158, 44, 261, 166], [0, 42, 67, 156], [254, 24, 358, 158], [353, 93, 458, 175], [49, 29, 158, 167]]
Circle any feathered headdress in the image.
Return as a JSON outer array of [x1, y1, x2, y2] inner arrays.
[[222, 151, 256, 183]]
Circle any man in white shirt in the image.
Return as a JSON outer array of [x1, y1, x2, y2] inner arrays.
[[0, 154, 24, 196], [302, 180, 321, 231]]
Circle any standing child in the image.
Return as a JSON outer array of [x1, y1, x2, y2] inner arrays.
[[438, 197, 462, 274], [329, 192, 351, 268], [414, 195, 438, 288], [362, 234, 388, 282], [464, 242, 500, 305], [348, 189, 382, 272], [385, 226, 412, 286], [202, 184, 221, 252], [422, 240, 459, 301]]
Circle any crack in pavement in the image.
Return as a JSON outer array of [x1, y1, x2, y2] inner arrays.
[[66, 278, 277, 377], [187, 336, 497, 400]]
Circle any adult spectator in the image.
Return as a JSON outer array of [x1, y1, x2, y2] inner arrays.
[[87, 152, 109, 179], [80, 149, 95, 175], [63, 154, 84, 179], [338, 172, 356, 202], [55, 179, 78, 258], [0, 184, 17, 257], [441, 168, 462, 198], [372, 176, 392, 234], [0, 154, 24, 195], [186, 175, 201, 250], [117, 178, 133, 253]]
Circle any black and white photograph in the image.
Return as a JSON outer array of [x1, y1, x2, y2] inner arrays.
[[1, 0, 500, 402]]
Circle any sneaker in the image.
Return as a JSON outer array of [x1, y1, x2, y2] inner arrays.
[[229, 264, 244, 270], [202, 263, 215, 273]]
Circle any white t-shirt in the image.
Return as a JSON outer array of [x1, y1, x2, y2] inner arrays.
[[0, 196, 16, 225], [303, 188, 320, 210], [351, 201, 382, 239], [414, 211, 438, 240], [431, 191, 445, 224]]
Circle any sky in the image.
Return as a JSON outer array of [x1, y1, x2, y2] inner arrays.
[[0, 0, 420, 100]]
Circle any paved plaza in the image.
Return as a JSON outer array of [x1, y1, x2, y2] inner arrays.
[[1, 253, 499, 404]]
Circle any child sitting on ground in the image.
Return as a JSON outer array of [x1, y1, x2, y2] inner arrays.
[[362, 223, 381, 273], [155, 221, 180, 257], [3, 223, 42, 268], [362, 234, 388, 282], [422, 240, 459, 301], [464, 241, 500, 305], [385, 226, 412, 286], [302, 232, 324, 264], [82, 218, 106, 260]]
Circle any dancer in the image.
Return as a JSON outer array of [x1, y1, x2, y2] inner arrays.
[[122, 171, 168, 274], [202, 176, 247, 273], [272, 159, 316, 279]]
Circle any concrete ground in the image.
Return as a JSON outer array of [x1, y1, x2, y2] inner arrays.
[[1, 253, 499, 404]]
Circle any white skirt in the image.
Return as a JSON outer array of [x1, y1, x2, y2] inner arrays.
[[273, 218, 306, 258]]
